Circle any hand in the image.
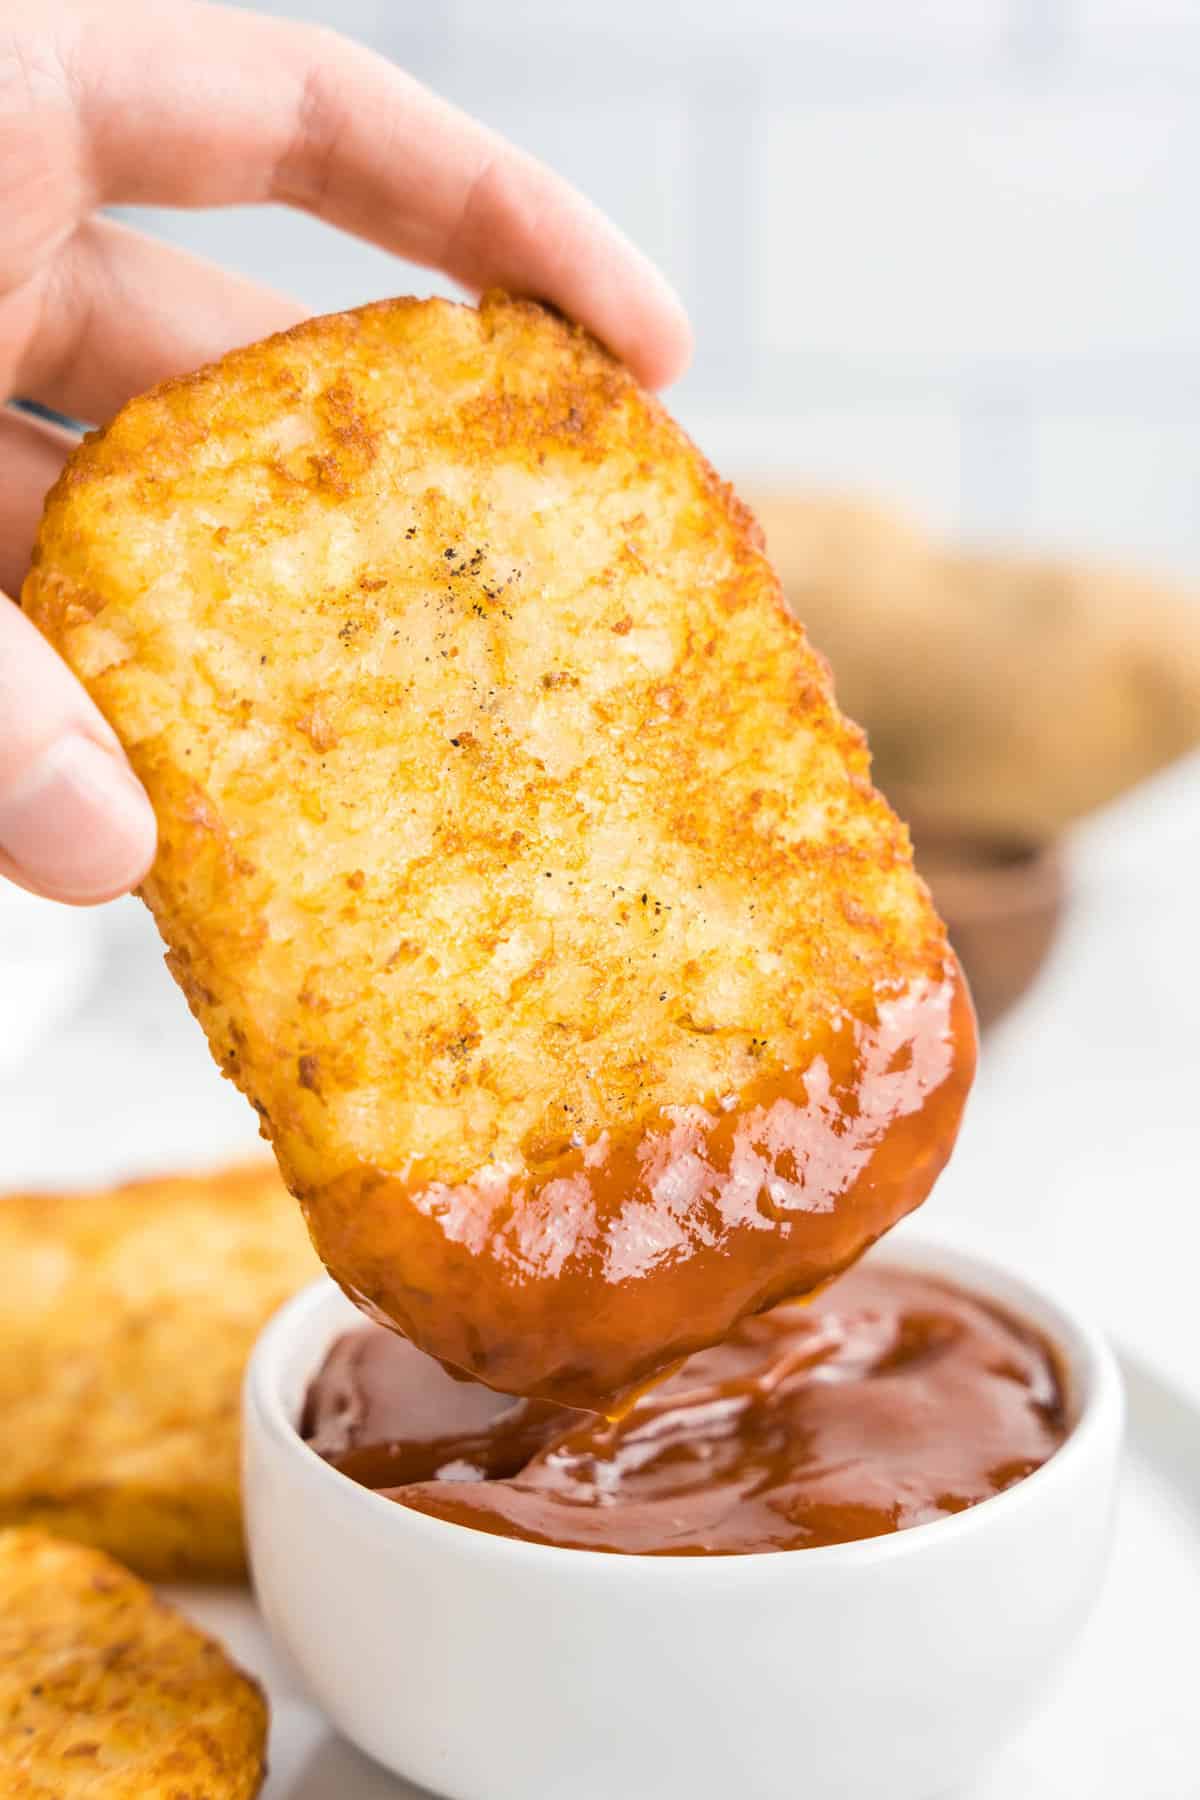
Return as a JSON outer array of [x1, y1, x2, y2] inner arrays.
[[0, 0, 692, 904]]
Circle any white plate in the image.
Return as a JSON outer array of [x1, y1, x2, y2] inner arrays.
[[167, 1346, 1200, 1800]]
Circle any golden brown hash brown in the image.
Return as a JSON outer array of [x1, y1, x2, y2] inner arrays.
[[0, 1163, 318, 1579], [24, 294, 968, 1401], [0, 1529, 266, 1798]]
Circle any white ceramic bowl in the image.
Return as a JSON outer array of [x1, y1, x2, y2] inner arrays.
[[244, 1239, 1123, 1800]]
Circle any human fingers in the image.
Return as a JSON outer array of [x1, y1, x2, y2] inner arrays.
[[0, 406, 76, 592], [56, 0, 691, 387], [0, 594, 155, 903], [15, 217, 307, 425]]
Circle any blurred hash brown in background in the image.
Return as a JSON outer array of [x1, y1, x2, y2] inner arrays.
[[0, 1163, 317, 1580], [0, 1527, 267, 1797], [751, 489, 1200, 842]]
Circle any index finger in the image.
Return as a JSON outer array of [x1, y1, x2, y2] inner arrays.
[[58, 0, 692, 389]]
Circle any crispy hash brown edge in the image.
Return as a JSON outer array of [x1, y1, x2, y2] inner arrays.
[[0, 1527, 267, 1798]]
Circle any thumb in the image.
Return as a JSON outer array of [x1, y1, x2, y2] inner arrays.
[[0, 596, 156, 904]]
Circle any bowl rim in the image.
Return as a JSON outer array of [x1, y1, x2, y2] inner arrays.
[[244, 1234, 1124, 1581]]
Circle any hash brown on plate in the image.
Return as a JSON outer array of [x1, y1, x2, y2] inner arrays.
[[24, 294, 974, 1405], [0, 1528, 266, 1798], [0, 1162, 317, 1579]]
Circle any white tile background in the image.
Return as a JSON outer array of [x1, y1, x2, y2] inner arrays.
[[113, 0, 1200, 580]]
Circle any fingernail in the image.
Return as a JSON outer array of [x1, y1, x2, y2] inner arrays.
[[0, 733, 156, 903]]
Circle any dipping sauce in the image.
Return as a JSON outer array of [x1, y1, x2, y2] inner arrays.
[[303, 1263, 1066, 1554]]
